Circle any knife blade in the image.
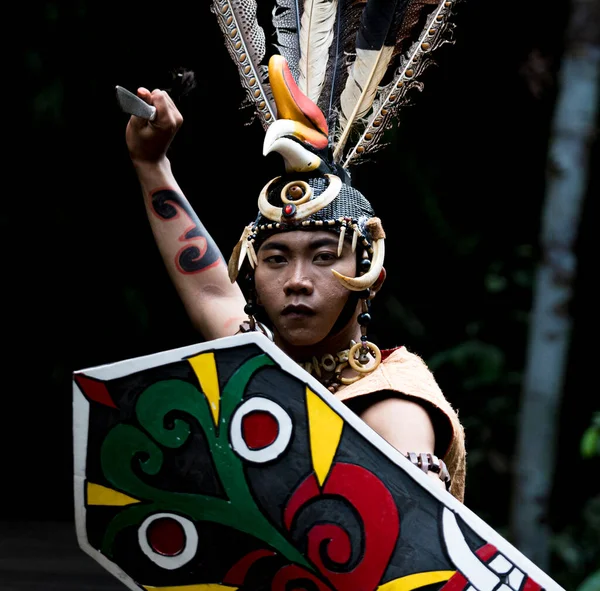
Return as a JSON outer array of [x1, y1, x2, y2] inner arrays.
[[115, 85, 157, 121]]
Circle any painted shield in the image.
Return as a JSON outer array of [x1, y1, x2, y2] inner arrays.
[[73, 332, 564, 591]]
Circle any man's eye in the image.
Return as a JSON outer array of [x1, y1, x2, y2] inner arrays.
[[314, 252, 336, 262], [264, 255, 286, 264]]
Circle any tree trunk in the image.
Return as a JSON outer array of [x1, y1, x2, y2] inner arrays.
[[510, 0, 600, 571]]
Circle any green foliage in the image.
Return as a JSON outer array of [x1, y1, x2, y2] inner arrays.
[[573, 414, 600, 591], [428, 339, 507, 391], [580, 412, 600, 458], [577, 570, 600, 591], [551, 413, 600, 590], [554, 495, 600, 591]]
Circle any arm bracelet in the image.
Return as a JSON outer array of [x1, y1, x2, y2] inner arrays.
[[406, 452, 451, 491]]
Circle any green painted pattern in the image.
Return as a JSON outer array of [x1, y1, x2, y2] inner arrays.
[[98, 354, 310, 570]]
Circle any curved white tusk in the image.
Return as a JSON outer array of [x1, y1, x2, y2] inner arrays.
[[258, 176, 283, 221], [351, 225, 358, 253], [258, 175, 342, 223], [337, 224, 346, 257], [294, 175, 342, 220], [331, 238, 385, 291]]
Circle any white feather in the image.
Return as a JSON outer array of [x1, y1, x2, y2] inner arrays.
[[341, 0, 458, 167], [339, 46, 394, 124], [298, 0, 339, 103], [335, 44, 394, 159]]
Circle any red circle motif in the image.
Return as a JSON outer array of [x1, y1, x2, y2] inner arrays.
[[147, 517, 186, 556], [242, 410, 279, 449]]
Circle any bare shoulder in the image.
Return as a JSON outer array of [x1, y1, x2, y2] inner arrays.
[[358, 396, 436, 456]]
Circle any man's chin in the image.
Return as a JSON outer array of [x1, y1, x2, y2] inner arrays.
[[274, 324, 328, 350]]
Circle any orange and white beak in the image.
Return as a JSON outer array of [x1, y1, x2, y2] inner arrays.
[[265, 55, 330, 173], [263, 119, 326, 172]]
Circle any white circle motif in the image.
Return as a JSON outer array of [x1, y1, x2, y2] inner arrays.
[[230, 397, 293, 463], [138, 512, 198, 570]]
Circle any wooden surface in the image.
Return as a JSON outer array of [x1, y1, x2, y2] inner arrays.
[[0, 521, 123, 591]]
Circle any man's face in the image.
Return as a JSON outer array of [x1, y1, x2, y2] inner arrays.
[[254, 230, 357, 348]]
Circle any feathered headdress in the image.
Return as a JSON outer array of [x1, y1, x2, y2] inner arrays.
[[211, 0, 461, 287]]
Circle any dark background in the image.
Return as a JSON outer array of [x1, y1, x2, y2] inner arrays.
[[10, 0, 599, 589]]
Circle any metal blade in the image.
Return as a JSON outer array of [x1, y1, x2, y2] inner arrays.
[[115, 85, 157, 121]]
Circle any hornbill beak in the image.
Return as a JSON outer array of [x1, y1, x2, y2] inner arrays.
[[265, 55, 330, 173], [263, 120, 327, 172]]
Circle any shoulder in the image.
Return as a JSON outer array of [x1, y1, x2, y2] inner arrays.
[[337, 345, 447, 408], [336, 344, 467, 502], [357, 394, 437, 456]]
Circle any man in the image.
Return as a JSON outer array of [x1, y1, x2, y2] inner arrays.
[[121, 52, 466, 502]]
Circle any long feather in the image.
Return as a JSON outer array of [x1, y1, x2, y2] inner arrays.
[[334, 0, 408, 161], [272, 0, 303, 81], [341, 0, 459, 167], [317, 0, 366, 128], [297, 0, 339, 104], [392, 0, 439, 59], [211, 0, 460, 167], [211, 0, 276, 129]]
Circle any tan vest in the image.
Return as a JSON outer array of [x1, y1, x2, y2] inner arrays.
[[334, 346, 466, 503]]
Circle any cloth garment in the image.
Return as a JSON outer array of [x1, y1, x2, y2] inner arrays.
[[335, 346, 466, 503]]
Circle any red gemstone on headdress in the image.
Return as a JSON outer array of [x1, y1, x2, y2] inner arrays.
[[283, 203, 296, 217]]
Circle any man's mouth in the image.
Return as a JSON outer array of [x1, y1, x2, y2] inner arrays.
[[282, 304, 316, 317]]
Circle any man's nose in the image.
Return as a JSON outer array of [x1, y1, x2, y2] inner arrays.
[[283, 262, 314, 295]]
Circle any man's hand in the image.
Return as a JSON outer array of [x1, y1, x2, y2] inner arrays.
[[125, 88, 183, 165]]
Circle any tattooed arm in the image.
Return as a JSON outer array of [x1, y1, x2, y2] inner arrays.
[[125, 88, 247, 339]]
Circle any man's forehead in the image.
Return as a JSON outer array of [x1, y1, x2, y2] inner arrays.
[[259, 230, 339, 249]]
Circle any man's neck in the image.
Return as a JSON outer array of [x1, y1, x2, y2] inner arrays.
[[274, 326, 362, 364]]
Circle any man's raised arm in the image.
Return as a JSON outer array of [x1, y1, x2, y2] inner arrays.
[[125, 87, 247, 340]]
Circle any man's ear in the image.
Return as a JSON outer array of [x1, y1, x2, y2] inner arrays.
[[369, 267, 386, 299]]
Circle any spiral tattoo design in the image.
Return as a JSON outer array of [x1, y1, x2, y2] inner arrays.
[[151, 188, 222, 273]]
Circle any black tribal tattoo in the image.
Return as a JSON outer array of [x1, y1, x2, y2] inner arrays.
[[151, 189, 223, 273]]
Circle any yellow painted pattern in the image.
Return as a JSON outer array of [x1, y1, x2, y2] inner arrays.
[[143, 585, 238, 591], [188, 352, 221, 426], [377, 571, 455, 590], [306, 387, 344, 487], [87, 482, 141, 506]]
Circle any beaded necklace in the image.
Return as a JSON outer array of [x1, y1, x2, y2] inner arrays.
[[298, 339, 382, 393]]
